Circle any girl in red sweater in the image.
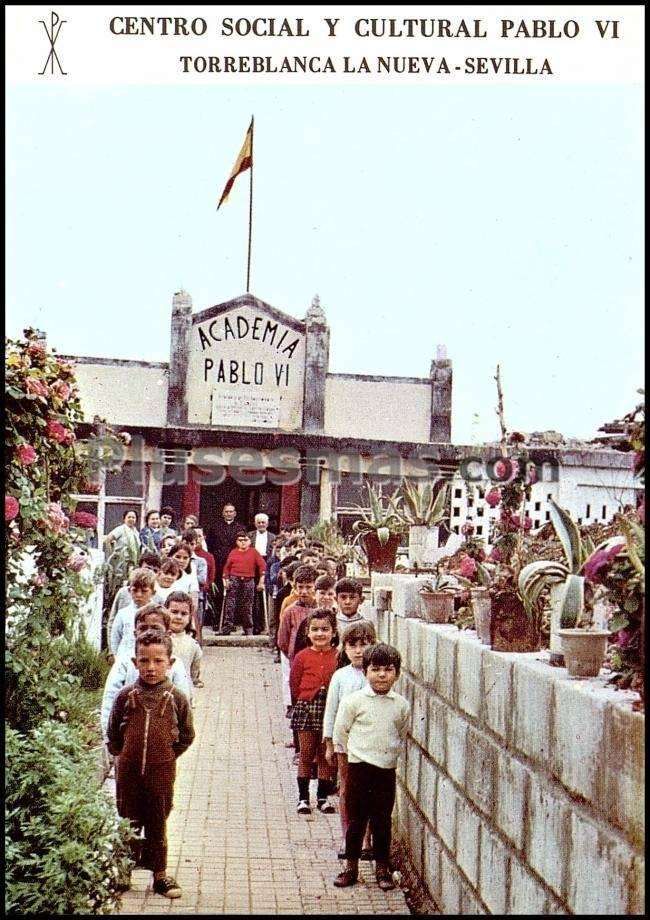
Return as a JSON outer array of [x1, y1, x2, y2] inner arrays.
[[289, 608, 339, 815]]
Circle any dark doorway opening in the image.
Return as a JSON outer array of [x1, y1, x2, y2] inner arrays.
[[200, 476, 282, 535]]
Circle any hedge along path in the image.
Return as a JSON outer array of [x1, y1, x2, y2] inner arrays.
[[112, 646, 409, 914]]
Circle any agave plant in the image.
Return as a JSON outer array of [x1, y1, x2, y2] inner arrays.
[[352, 482, 405, 546], [518, 498, 592, 628], [398, 478, 449, 527], [419, 571, 472, 594]]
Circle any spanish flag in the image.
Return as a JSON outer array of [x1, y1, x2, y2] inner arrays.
[[217, 118, 253, 209]]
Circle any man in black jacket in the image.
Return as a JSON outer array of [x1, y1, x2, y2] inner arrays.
[[209, 503, 241, 630], [248, 512, 277, 635]]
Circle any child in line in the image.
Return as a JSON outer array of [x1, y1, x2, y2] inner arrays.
[[323, 621, 377, 860], [289, 608, 339, 814], [107, 628, 195, 899], [335, 578, 366, 637], [221, 531, 266, 636], [292, 574, 337, 659], [168, 542, 201, 634], [106, 552, 161, 646], [110, 568, 157, 658], [166, 592, 203, 697], [274, 561, 301, 715], [278, 564, 319, 739], [101, 604, 191, 741], [155, 558, 183, 602], [332, 643, 410, 891]]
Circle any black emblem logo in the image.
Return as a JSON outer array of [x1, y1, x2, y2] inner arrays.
[[39, 12, 67, 76]]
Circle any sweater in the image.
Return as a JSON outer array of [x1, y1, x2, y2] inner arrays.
[[223, 546, 266, 579], [332, 684, 410, 769], [171, 632, 203, 686], [100, 654, 191, 740], [289, 646, 339, 702], [110, 603, 137, 657], [336, 610, 368, 639], [322, 664, 368, 744], [277, 600, 316, 660], [107, 677, 194, 769]]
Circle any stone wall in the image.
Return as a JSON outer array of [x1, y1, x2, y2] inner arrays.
[[368, 574, 645, 915]]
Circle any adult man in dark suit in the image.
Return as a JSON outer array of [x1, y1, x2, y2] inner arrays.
[[209, 503, 241, 631], [248, 512, 277, 635]]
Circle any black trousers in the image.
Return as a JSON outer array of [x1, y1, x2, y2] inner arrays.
[[223, 577, 255, 633], [251, 590, 268, 634], [116, 757, 175, 873], [345, 760, 396, 862]]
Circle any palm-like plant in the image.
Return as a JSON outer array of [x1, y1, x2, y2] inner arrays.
[[397, 478, 449, 527], [352, 483, 405, 546]]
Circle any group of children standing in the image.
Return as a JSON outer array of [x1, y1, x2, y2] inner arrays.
[[101, 516, 410, 899]]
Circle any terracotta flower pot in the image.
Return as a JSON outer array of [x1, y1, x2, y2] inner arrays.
[[361, 532, 401, 573], [470, 588, 492, 645], [557, 629, 610, 678], [491, 590, 541, 653], [420, 591, 454, 624]]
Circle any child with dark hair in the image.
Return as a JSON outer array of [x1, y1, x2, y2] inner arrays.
[[335, 578, 366, 637], [106, 551, 162, 643], [289, 608, 339, 815], [166, 592, 203, 695], [221, 531, 266, 636], [277, 565, 319, 660], [323, 621, 377, 860], [292, 574, 337, 659], [107, 628, 195, 899], [155, 558, 183, 602], [332, 643, 409, 891]]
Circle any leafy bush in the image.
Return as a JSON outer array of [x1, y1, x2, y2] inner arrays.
[[62, 631, 112, 691], [5, 723, 134, 915]]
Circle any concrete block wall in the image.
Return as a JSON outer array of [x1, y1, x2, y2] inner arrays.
[[369, 574, 645, 915]]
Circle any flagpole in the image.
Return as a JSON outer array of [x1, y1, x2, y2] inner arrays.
[[246, 116, 254, 292]]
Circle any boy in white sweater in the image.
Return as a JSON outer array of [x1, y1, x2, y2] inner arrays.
[[332, 642, 409, 891]]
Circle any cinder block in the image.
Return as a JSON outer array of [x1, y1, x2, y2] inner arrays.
[[396, 737, 407, 784], [508, 859, 549, 914], [405, 738, 421, 801], [444, 708, 468, 787], [567, 811, 634, 914], [526, 773, 570, 899], [407, 799, 424, 875], [395, 670, 413, 710], [481, 651, 513, 742], [427, 695, 447, 766], [402, 580, 424, 618], [434, 629, 458, 705], [478, 825, 509, 915], [456, 799, 481, 887], [394, 783, 406, 832], [601, 703, 645, 849], [552, 678, 606, 804], [456, 636, 484, 719], [440, 849, 462, 914], [512, 657, 556, 764], [421, 625, 438, 686], [376, 609, 389, 642], [392, 614, 410, 664], [423, 825, 442, 904], [465, 728, 497, 818], [495, 750, 529, 852], [435, 774, 458, 854], [405, 618, 425, 675], [460, 883, 486, 914], [419, 754, 438, 826], [410, 683, 429, 749]]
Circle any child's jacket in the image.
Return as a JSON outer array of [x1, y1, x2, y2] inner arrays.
[[107, 677, 194, 773], [100, 655, 191, 740]]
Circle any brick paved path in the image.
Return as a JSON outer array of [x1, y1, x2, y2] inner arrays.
[[116, 647, 409, 915]]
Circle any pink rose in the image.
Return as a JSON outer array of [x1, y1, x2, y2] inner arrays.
[[461, 522, 475, 536], [47, 419, 74, 444], [31, 572, 48, 587], [5, 495, 19, 522], [16, 444, 37, 465], [508, 431, 526, 444], [489, 547, 503, 563], [459, 556, 477, 579], [43, 502, 69, 534], [27, 342, 46, 362], [485, 488, 501, 508], [25, 378, 49, 398], [67, 552, 88, 572], [493, 458, 518, 483], [52, 381, 71, 401]]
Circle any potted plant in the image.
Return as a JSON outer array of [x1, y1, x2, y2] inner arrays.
[[418, 569, 470, 623], [397, 477, 449, 567], [352, 483, 405, 573]]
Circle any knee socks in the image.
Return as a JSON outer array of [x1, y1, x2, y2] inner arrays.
[[297, 777, 310, 801], [317, 778, 333, 801]]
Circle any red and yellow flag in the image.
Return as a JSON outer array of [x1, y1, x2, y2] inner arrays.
[[217, 119, 253, 209]]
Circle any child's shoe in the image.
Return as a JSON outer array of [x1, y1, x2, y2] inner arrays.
[[297, 799, 311, 814], [375, 862, 395, 891], [152, 876, 182, 899], [317, 797, 336, 814], [333, 863, 358, 887]]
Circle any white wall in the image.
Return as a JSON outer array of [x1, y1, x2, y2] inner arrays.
[[324, 376, 431, 442], [73, 362, 168, 427]]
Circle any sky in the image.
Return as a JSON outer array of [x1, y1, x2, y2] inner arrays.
[[6, 80, 644, 444]]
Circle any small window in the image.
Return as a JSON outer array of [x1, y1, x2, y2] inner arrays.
[[545, 511, 550, 521], [454, 488, 462, 498], [467, 497, 474, 508], [477, 488, 485, 499], [476, 526, 483, 535], [602, 505, 607, 519], [534, 519, 540, 529], [453, 525, 460, 534], [586, 504, 591, 519], [477, 507, 484, 517], [453, 508, 460, 517], [547, 493, 553, 501], [577, 517, 582, 525], [534, 501, 541, 511]]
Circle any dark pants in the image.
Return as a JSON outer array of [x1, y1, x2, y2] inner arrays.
[[268, 594, 280, 647], [223, 577, 255, 633], [252, 590, 269, 634], [345, 760, 396, 862], [116, 757, 175, 874]]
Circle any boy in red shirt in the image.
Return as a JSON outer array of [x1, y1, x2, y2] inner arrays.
[[221, 531, 266, 636]]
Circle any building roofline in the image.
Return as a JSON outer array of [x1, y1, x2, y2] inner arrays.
[[58, 355, 169, 370], [327, 372, 431, 385], [191, 294, 306, 333]]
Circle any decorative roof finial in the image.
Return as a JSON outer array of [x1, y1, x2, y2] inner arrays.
[[306, 294, 327, 324]]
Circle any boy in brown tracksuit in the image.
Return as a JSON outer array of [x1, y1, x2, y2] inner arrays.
[[107, 628, 195, 898]]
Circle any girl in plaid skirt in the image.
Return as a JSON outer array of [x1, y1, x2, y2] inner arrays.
[[289, 608, 339, 814]]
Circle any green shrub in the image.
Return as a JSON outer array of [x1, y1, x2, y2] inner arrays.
[[62, 632, 111, 691], [5, 722, 134, 915]]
